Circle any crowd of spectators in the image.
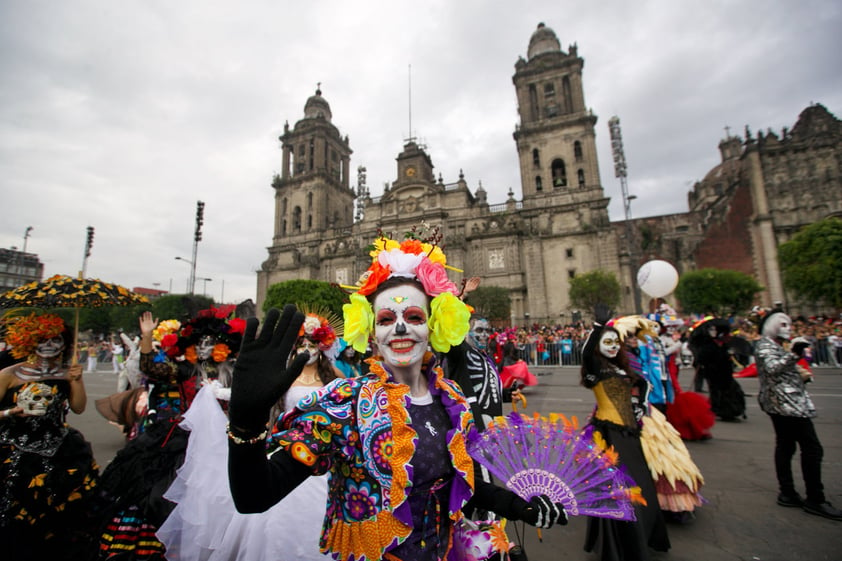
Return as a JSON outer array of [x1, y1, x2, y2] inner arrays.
[[486, 314, 842, 369]]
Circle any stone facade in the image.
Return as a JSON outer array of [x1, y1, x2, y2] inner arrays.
[[258, 23, 842, 320]]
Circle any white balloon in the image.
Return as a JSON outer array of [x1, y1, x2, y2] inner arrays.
[[637, 260, 679, 298]]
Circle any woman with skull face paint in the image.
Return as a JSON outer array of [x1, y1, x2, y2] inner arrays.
[[0, 312, 101, 561], [227, 234, 566, 561], [581, 305, 670, 561]]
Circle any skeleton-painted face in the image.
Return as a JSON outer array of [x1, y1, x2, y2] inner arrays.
[[763, 312, 792, 340], [468, 318, 491, 350], [35, 336, 65, 359], [196, 335, 217, 361], [296, 339, 320, 365], [598, 330, 621, 359], [373, 284, 430, 368], [16, 382, 57, 416]]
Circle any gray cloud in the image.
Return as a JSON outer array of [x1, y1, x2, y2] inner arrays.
[[1, 1, 840, 305]]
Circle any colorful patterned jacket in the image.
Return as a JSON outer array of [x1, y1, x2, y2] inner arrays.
[[271, 356, 475, 561]]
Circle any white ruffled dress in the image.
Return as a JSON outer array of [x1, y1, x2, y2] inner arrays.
[[157, 384, 330, 560]]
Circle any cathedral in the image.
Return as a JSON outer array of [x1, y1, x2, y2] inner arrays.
[[256, 23, 842, 322]]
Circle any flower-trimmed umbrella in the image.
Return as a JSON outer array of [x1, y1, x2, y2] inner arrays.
[[0, 274, 149, 309], [0, 274, 149, 363]]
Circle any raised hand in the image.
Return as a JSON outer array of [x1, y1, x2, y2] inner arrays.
[[228, 306, 308, 436]]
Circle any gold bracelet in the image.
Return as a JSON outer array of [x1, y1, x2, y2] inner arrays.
[[226, 423, 268, 445]]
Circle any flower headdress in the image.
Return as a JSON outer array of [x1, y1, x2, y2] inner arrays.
[[177, 305, 246, 364], [152, 319, 183, 357], [298, 309, 342, 353], [3, 312, 67, 359], [342, 226, 471, 353]]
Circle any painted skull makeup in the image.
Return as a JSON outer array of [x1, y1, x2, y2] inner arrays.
[[296, 339, 321, 365], [598, 331, 621, 359], [762, 312, 792, 340], [468, 318, 491, 350], [373, 284, 430, 368], [16, 382, 57, 416], [35, 336, 65, 359], [196, 335, 217, 361]]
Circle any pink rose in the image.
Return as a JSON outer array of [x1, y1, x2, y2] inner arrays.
[[416, 258, 458, 297]]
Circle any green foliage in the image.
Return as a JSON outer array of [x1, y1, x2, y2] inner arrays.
[[263, 280, 347, 319], [778, 217, 842, 310], [464, 285, 511, 322], [568, 270, 621, 312], [674, 268, 763, 316], [151, 294, 215, 323]]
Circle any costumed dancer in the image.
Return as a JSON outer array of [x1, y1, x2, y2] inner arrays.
[[157, 311, 338, 560], [614, 316, 674, 415], [754, 309, 842, 521], [98, 307, 243, 559], [0, 312, 101, 561], [227, 232, 566, 561], [581, 305, 670, 561], [690, 318, 746, 421], [334, 338, 365, 377]]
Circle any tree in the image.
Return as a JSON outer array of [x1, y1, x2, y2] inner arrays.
[[674, 268, 763, 316], [151, 294, 215, 324], [778, 217, 842, 310], [464, 285, 511, 322], [263, 280, 347, 319], [568, 270, 621, 314]]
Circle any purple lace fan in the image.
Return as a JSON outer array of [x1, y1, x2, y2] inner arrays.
[[466, 412, 641, 521]]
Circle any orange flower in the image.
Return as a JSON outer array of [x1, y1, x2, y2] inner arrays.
[[399, 239, 424, 255], [212, 343, 231, 362], [357, 261, 391, 296], [184, 346, 198, 363]]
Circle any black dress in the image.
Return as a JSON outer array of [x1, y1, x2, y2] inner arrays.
[[0, 376, 102, 561], [694, 339, 746, 421]]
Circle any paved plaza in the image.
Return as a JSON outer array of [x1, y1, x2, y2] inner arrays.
[[75, 363, 841, 561]]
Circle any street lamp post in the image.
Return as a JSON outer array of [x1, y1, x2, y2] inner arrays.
[[175, 256, 193, 294], [197, 277, 213, 297]]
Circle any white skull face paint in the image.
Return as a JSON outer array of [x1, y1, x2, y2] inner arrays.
[[35, 336, 65, 359], [763, 312, 792, 340], [468, 318, 491, 350], [373, 284, 430, 368], [598, 330, 621, 359], [296, 339, 320, 365], [196, 335, 216, 361]]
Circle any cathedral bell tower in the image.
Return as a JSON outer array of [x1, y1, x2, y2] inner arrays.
[[272, 87, 354, 242], [512, 23, 603, 203]]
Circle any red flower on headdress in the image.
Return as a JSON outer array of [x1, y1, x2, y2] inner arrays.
[[228, 318, 246, 334], [161, 334, 179, 348]]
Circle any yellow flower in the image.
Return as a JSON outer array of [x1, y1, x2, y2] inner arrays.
[[421, 243, 446, 265], [428, 292, 470, 352], [370, 237, 400, 260], [343, 293, 374, 353]]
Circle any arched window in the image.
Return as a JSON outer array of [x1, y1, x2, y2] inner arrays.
[[574, 141, 583, 161], [535, 176, 543, 192], [551, 159, 567, 187], [282, 197, 287, 215], [293, 206, 302, 232], [307, 192, 313, 209], [577, 169, 585, 187], [307, 214, 312, 229], [282, 218, 287, 236], [532, 148, 541, 168], [308, 138, 315, 171]]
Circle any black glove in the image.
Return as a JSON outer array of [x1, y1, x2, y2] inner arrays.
[[521, 494, 567, 528], [594, 303, 612, 326], [228, 306, 308, 435], [791, 341, 809, 358]]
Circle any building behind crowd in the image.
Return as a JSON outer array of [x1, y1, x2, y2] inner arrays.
[[0, 247, 43, 291], [257, 22, 842, 322]]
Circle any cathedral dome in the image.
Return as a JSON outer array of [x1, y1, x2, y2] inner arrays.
[[303, 87, 332, 122], [527, 22, 561, 59]]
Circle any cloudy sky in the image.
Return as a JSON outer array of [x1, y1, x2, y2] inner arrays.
[[2, 0, 840, 305]]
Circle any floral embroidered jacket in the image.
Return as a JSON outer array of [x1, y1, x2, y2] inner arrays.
[[271, 357, 475, 561]]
